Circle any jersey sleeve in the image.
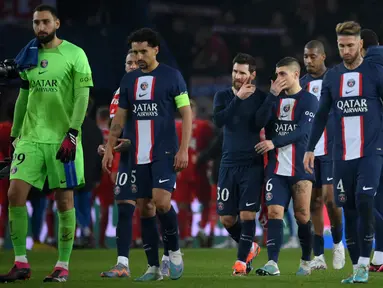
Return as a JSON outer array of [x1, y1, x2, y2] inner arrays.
[[173, 70, 190, 109], [213, 91, 241, 128], [73, 48, 93, 88], [307, 72, 333, 152], [118, 74, 130, 110], [272, 95, 318, 148]]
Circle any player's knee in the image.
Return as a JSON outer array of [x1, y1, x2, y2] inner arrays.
[[55, 191, 74, 212], [294, 209, 310, 224], [310, 196, 324, 213], [219, 215, 236, 228], [239, 211, 256, 221], [137, 199, 155, 217], [7, 180, 30, 206], [267, 205, 284, 219]]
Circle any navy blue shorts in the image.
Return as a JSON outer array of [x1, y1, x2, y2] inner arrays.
[[216, 164, 264, 216], [114, 152, 136, 201], [134, 155, 177, 199], [313, 156, 333, 188], [333, 155, 383, 209], [264, 173, 313, 208]]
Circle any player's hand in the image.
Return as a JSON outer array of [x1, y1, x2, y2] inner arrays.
[[236, 78, 255, 100], [254, 140, 274, 154], [174, 148, 188, 172], [270, 78, 288, 96], [97, 144, 105, 156], [56, 129, 78, 163], [114, 138, 131, 152], [303, 151, 315, 174], [102, 147, 114, 174]]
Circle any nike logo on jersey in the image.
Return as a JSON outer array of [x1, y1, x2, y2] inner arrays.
[[327, 177, 333, 181], [38, 71, 48, 74], [245, 202, 256, 207], [362, 186, 373, 191], [60, 180, 66, 184], [139, 93, 148, 97], [345, 90, 354, 94], [159, 179, 170, 183]]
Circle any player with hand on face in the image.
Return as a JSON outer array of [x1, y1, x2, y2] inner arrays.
[[304, 21, 383, 284], [255, 57, 318, 277], [0, 4, 93, 283], [213, 53, 265, 276], [102, 28, 192, 282], [300, 40, 345, 271]]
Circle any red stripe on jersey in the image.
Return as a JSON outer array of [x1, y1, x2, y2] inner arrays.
[[135, 121, 139, 164], [339, 74, 346, 160], [134, 78, 139, 100], [306, 82, 310, 92], [359, 73, 364, 157], [276, 99, 282, 118], [291, 144, 296, 176], [274, 148, 279, 174], [323, 128, 328, 155], [150, 77, 156, 100], [359, 73, 363, 96], [339, 74, 344, 97], [149, 120, 155, 161], [291, 99, 298, 120]]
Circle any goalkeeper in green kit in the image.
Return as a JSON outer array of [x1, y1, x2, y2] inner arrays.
[[0, 4, 93, 283]]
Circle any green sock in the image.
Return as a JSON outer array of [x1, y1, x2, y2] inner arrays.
[[58, 208, 76, 263], [8, 206, 28, 257]]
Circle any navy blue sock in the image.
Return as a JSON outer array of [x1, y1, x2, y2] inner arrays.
[[237, 220, 255, 262], [141, 216, 160, 267], [313, 234, 324, 256], [116, 203, 135, 258], [267, 219, 284, 263], [374, 192, 383, 252], [344, 208, 359, 264], [298, 221, 313, 261], [158, 216, 169, 256], [157, 206, 179, 252], [357, 194, 375, 258], [226, 220, 241, 243], [331, 225, 343, 245]]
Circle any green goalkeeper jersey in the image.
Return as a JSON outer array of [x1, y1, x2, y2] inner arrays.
[[18, 40, 93, 144]]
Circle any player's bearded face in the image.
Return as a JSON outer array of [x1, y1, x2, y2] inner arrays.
[[337, 35, 362, 64], [131, 42, 158, 70], [33, 11, 59, 44], [232, 63, 253, 90], [125, 53, 138, 73]]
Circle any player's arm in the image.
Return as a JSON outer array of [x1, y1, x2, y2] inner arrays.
[[213, 91, 241, 128], [306, 73, 333, 152], [10, 73, 29, 139], [254, 92, 276, 129], [272, 96, 319, 148]]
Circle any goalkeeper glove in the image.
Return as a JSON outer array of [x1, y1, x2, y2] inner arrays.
[[56, 129, 78, 163]]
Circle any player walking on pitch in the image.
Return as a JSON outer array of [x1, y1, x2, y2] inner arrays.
[[213, 53, 264, 276], [102, 28, 192, 281], [255, 57, 318, 276], [300, 40, 345, 270], [0, 4, 93, 283], [304, 21, 383, 284]]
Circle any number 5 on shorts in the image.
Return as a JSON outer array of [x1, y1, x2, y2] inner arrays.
[[217, 187, 229, 202]]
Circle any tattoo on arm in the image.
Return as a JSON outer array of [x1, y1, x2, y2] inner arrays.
[[110, 124, 123, 137]]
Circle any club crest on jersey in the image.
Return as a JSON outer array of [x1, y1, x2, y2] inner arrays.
[[217, 202, 224, 211], [312, 86, 319, 93], [131, 184, 138, 193], [265, 192, 273, 201], [338, 193, 346, 203], [114, 186, 121, 195], [140, 82, 149, 90], [40, 59, 48, 68], [283, 104, 290, 113], [10, 166, 17, 174], [347, 79, 355, 87]]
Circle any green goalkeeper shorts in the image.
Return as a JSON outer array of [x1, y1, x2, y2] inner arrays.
[[9, 139, 85, 190]]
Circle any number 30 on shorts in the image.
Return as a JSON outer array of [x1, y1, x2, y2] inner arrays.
[[116, 170, 136, 186], [217, 187, 229, 201]]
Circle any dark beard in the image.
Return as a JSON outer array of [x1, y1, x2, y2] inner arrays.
[[36, 31, 56, 44], [138, 60, 148, 70]]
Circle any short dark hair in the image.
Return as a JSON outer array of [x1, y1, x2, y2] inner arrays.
[[34, 4, 58, 18], [276, 57, 301, 71], [361, 29, 379, 50], [304, 40, 325, 54], [232, 53, 256, 73], [127, 28, 161, 48]]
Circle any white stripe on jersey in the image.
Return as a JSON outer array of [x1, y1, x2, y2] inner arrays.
[[339, 72, 363, 160], [275, 98, 297, 176], [134, 75, 156, 164], [307, 79, 327, 156]]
